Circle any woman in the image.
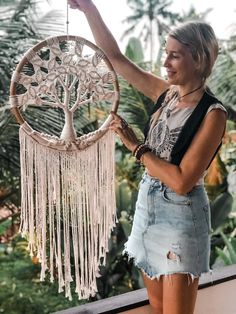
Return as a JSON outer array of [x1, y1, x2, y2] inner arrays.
[[68, 1, 227, 313]]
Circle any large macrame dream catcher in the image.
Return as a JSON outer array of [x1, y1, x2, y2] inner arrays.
[[10, 35, 119, 300]]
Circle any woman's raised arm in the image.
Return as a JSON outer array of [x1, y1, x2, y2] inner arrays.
[[68, 0, 169, 101]]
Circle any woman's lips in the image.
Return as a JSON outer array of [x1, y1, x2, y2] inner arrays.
[[166, 70, 176, 78]]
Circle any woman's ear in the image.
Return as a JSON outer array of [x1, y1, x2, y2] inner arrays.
[[193, 60, 203, 78]]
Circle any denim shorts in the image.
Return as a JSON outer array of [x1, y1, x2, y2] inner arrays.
[[123, 172, 211, 281]]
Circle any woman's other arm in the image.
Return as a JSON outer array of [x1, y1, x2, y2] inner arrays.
[[141, 109, 227, 194], [110, 109, 227, 194]]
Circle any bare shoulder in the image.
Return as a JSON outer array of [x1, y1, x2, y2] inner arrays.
[[202, 107, 227, 132]]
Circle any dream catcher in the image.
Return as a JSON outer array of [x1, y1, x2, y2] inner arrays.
[[10, 32, 119, 300]]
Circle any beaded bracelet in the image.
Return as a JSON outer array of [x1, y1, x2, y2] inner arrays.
[[132, 143, 143, 157], [133, 143, 151, 164]]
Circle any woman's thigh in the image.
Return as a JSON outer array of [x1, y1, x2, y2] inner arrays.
[[142, 272, 163, 314], [163, 274, 199, 314]]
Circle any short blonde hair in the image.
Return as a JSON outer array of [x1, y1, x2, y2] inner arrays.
[[169, 21, 219, 80]]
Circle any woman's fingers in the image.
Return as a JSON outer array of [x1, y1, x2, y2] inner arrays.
[[120, 119, 129, 129], [109, 117, 128, 132], [109, 121, 123, 133], [109, 118, 126, 134], [109, 115, 139, 152], [67, 0, 92, 11], [110, 111, 122, 122], [67, 0, 78, 9], [110, 112, 128, 127]]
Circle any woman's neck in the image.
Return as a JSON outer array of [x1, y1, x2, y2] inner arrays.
[[176, 83, 205, 108]]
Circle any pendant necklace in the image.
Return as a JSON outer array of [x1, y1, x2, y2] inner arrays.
[[177, 85, 203, 102]]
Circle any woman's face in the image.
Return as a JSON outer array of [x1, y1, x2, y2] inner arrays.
[[164, 36, 199, 86]]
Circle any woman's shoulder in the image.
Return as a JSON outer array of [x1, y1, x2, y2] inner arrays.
[[206, 103, 227, 115], [204, 87, 227, 115]]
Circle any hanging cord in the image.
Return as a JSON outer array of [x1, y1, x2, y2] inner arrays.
[[66, 1, 69, 36]]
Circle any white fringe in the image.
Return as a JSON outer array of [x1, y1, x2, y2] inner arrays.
[[19, 126, 116, 300]]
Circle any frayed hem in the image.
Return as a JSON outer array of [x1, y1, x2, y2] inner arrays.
[[141, 270, 199, 286], [123, 248, 208, 286]]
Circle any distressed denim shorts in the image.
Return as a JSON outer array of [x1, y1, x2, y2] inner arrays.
[[123, 172, 211, 281]]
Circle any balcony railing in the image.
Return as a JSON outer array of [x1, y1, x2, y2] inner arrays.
[[54, 264, 236, 314]]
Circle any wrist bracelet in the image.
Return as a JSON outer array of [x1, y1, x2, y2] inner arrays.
[[135, 144, 152, 164], [132, 143, 143, 157]]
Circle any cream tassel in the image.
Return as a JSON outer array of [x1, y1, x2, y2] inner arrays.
[[19, 126, 116, 300]]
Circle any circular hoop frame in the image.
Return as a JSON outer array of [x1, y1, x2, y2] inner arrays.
[[10, 35, 119, 151]]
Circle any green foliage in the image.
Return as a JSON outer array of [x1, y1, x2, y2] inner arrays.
[[212, 217, 236, 267], [125, 37, 144, 63], [219, 231, 236, 263], [0, 219, 12, 236], [122, 0, 181, 67], [0, 0, 49, 196], [0, 235, 85, 314], [211, 192, 234, 230], [209, 35, 236, 117]]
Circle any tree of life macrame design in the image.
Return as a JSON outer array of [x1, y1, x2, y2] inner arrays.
[[10, 35, 119, 300]]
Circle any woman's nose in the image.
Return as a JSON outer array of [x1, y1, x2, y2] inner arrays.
[[163, 56, 169, 68]]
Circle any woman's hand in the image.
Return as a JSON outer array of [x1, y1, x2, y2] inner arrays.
[[67, 0, 94, 12], [109, 112, 139, 153]]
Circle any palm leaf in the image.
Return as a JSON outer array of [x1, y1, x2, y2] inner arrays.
[[220, 231, 236, 263], [122, 0, 181, 65], [215, 247, 232, 265], [209, 45, 236, 109]]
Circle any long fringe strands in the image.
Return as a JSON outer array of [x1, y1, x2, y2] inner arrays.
[[19, 126, 116, 300]]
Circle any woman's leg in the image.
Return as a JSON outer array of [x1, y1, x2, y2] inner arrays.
[[142, 272, 163, 314], [163, 274, 199, 314]]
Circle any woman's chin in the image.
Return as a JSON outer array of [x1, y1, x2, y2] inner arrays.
[[167, 75, 182, 85], [167, 77, 176, 85]]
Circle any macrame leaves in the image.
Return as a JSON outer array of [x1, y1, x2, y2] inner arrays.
[[10, 36, 119, 148]]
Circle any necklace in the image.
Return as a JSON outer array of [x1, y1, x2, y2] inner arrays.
[[177, 85, 203, 102]]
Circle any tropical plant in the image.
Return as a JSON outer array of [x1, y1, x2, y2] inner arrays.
[[211, 213, 236, 268], [0, 0, 66, 189], [122, 0, 180, 69], [211, 48, 236, 260], [209, 33, 236, 118], [179, 5, 213, 22], [216, 229, 236, 265], [0, 233, 87, 314]]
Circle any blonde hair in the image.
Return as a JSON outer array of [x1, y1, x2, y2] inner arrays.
[[169, 21, 219, 80]]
